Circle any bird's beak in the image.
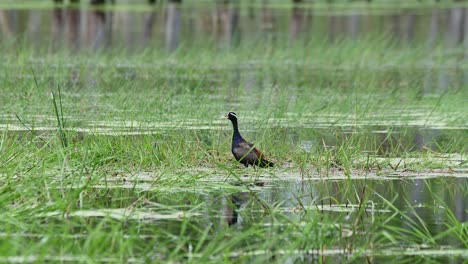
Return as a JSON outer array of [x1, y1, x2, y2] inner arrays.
[[225, 114, 229, 119]]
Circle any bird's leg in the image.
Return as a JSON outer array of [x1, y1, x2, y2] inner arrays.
[[253, 165, 259, 179], [242, 163, 249, 177]]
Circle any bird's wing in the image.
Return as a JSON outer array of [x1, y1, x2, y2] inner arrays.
[[240, 141, 267, 159], [234, 141, 274, 167]]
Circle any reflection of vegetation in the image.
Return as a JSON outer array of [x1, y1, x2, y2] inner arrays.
[[0, 154, 466, 262], [0, 3, 467, 263]]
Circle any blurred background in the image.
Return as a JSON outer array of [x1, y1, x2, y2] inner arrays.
[[1, 0, 467, 52]]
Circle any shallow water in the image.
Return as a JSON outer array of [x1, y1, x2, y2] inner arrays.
[[1, 3, 467, 51], [27, 175, 466, 262], [68, 173, 467, 225]]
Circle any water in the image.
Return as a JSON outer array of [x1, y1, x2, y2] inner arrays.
[[29, 174, 467, 261], [1, 3, 467, 51]]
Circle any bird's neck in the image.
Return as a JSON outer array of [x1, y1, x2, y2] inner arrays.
[[230, 119, 243, 142]]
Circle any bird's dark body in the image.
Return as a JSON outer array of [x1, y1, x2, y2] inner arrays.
[[226, 112, 274, 168]]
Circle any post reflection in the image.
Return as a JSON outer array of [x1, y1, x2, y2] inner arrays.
[[66, 7, 81, 50], [260, 1, 276, 41], [52, 6, 64, 49], [4, 5, 466, 51], [165, 2, 181, 51], [90, 9, 111, 50], [143, 10, 157, 44], [289, 4, 305, 43]]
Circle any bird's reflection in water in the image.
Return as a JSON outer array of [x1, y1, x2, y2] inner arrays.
[[225, 181, 265, 226]]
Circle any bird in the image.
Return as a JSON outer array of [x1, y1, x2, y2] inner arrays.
[[226, 112, 275, 168]]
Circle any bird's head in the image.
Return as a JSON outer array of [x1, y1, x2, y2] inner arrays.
[[225, 112, 238, 121]]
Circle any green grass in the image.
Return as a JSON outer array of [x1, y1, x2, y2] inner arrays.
[[0, 3, 467, 263]]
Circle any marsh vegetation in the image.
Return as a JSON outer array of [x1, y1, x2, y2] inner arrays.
[[0, 1, 467, 263]]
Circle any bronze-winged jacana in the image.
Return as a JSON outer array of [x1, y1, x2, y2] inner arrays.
[[226, 112, 274, 168]]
